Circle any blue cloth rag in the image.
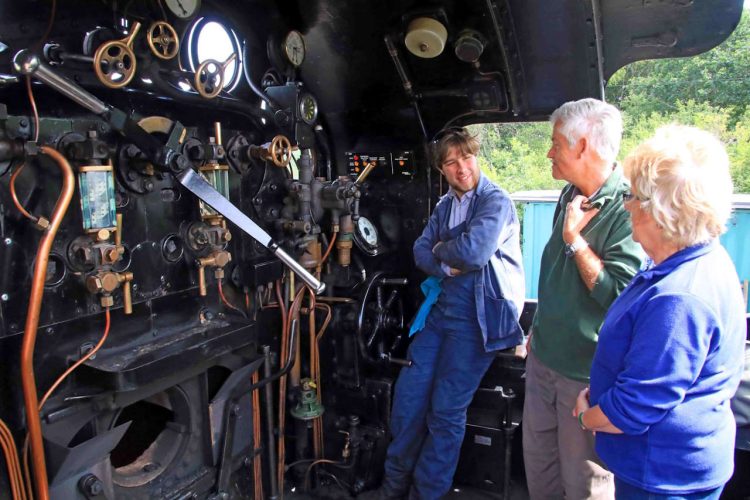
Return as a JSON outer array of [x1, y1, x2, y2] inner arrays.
[[409, 276, 443, 337]]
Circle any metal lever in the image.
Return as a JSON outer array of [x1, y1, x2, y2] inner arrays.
[[13, 49, 325, 295], [13, 50, 109, 115], [179, 170, 325, 294]]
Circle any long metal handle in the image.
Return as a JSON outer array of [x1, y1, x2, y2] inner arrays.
[[272, 245, 325, 294], [12, 48, 325, 295], [13, 49, 109, 115], [179, 170, 324, 294]]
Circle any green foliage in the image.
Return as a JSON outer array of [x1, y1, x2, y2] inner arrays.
[[607, 12, 750, 123], [469, 122, 565, 193], [474, 9, 750, 194]]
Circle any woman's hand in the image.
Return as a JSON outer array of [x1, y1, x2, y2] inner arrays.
[[573, 387, 591, 417]]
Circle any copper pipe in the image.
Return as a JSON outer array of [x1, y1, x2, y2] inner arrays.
[[1, 418, 26, 500], [115, 213, 123, 246], [320, 231, 337, 265], [10, 164, 37, 222], [278, 286, 306, 496], [21, 145, 75, 500], [313, 302, 332, 460], [251, 370, 264, 500], [38, 308, 110, 410], [308, 295, 322, 459]]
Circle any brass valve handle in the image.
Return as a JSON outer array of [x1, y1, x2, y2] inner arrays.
[[93, 21, 141, 89], [147, 21, 179, 60], [269, 134, 292, 167], [194, 52, 237, 99], [356, 160, 377, 184]]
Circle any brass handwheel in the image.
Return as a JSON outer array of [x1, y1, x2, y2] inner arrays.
[[147, 21, 179, 60], [194, 52, 237, 99], [270, 135, 292, 167], [93, 22, 141, 89]]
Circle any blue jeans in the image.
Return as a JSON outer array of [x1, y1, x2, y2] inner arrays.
[[382, 310, 496, 500], [615, 477, 724, 500]]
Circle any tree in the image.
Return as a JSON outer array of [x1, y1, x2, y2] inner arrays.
[[607, 11, 750, 123], [475, 9, 750, 194]]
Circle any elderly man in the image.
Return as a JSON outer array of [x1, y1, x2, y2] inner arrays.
[[523, 99, 644, 499], [361, 127, 525, 500]]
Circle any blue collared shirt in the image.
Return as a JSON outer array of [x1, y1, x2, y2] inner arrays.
[[440, 187, 476, 276]]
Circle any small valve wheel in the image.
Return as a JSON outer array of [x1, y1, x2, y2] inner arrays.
[[147, 21, 179, 60], [194, 52, 237, 99], [93, 21, 141, 89], [269, 135, 292, 167]]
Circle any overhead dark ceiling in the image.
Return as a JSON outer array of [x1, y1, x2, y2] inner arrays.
[[269, 0, 744, 144]]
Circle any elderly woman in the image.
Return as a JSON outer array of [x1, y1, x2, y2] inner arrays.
[[573, 125, 746, 499]]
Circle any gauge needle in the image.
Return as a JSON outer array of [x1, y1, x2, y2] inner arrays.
[[175, 0, 188, 15]]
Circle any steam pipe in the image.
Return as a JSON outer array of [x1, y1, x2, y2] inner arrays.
[[242, 42, 280, 110], [247, 317, 299, 392], [263, 346, 280, 500], [384, 36, 428, 140], [21, 146, 75, 500], [313, 125, 332, 180]]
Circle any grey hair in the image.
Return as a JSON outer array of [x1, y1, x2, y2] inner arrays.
[[549, 98, 623, 163]]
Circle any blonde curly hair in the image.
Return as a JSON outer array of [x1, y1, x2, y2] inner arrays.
[[623, 124, 734, 248]]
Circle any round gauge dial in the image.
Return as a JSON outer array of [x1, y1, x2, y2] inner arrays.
[[299, 93, 318, 124], [164, 0, 201, 19], [283, 30, 305, 67], [354, 216, 380, 255]]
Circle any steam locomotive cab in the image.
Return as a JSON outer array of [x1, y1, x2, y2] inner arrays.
[[0, 1, 742, 498]]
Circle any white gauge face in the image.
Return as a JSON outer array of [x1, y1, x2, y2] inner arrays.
[[299, 93, 318, 124], [283, 30, 305, 67], [165, 0, 201, 19], [357, 217, 379, 248]]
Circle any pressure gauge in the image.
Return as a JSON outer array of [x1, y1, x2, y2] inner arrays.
[[353, 216, 380, 256], [283, 30, 305, 67], [298, 93, 318, 124], [164, 0, 201, 20]]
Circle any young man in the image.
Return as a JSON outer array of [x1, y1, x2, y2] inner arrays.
[[522, 98, 644, 499], [362, 127, 525, 499]]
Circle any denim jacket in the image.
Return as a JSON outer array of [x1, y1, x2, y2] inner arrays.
[[413, 174, 525, 351]]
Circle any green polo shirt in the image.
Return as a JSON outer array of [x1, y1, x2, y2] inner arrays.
[[530, 167, 645, 382]]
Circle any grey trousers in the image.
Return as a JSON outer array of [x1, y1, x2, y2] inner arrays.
[[522, 349, 614, 500]]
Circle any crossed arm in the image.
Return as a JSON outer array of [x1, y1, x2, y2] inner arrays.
[[413, 192, 513, 276]]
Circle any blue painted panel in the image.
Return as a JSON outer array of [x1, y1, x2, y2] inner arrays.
[[720, 211, 750, 312], [521, 201, 750, 311], [521, 202, 556, 299]]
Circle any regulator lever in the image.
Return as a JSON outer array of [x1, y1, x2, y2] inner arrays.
[[13, 49, 325, 294]]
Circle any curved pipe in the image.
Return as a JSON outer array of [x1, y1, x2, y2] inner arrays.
[[242, 41, 279, 110], [21, 146, 75, 500], [247, 290, 303, 392], [141, 61, 268, 126]]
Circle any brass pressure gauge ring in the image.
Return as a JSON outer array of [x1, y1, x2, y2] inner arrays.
[[93, 22, 141, 89], [147, 21, 180, 60], [194, 52, 237, 99], [270, 134, 292, 167]]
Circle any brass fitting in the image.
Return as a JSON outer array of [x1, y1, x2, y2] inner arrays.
[[117, 271, 133, 314], [337, 215, 355, 267], [99, 244, 124, 265], [34, 216, 50, 231], [197, 250, 232, 296], [85, 270, 133, 313], [95, 229, 111, 242]]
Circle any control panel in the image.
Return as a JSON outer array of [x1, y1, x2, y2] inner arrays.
[[345, 151, 416, 179]]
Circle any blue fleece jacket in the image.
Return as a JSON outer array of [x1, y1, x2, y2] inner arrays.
[[590, 240, 746, 494], [412, 174, 525, 351]]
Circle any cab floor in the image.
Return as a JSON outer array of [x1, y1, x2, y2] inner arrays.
[[287, 480, 530, 499]]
